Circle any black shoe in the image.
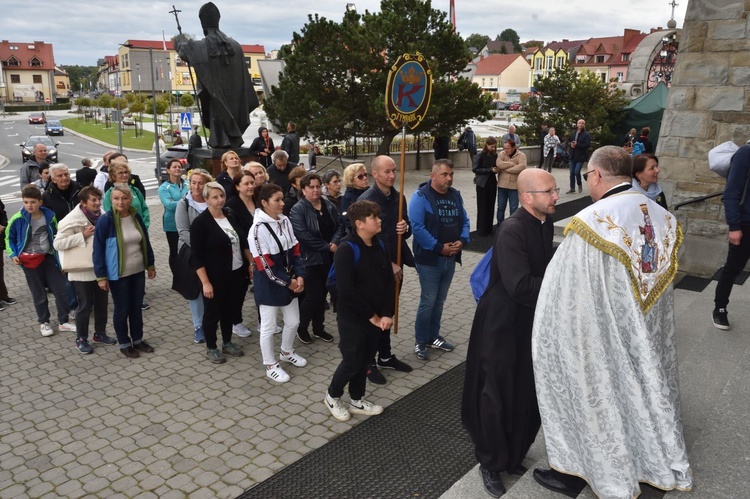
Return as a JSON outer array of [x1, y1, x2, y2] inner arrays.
[[712, 307, 730, 330], [367, 364, 387, 385], [479, 466, 506, 498], [133, 341, 154, 353], [0, 297, 16, 305], [141, 301, 150, 311], [297, 330, 313, 344], [377, 355, 413, 372], [532, 468, 587, 498], [312, 330, 334, 342], [121, 346, 140, 359], [0, 302, 4, 311]]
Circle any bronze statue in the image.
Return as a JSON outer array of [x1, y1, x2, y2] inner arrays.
[[175, 2, 258, 149]]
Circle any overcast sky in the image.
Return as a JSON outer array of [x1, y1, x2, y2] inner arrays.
[[3, 0, 688, 66]]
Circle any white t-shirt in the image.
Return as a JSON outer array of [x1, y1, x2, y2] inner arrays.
[[215, 217, 243, 270]]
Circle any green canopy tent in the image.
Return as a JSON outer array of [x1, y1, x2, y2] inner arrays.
[[612, 81, 669, 149]]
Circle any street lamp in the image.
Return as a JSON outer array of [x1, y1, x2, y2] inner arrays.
[[115, 68, 131, 153]]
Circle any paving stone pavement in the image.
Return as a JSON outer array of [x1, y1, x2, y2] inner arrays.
[[0, 161, 579, 498]]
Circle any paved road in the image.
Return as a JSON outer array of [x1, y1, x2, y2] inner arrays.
[[0, 112, 159, 212]]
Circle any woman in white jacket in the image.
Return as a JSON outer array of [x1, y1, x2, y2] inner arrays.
[[53, 186, 118, 354], [249, 183, 307, 383]]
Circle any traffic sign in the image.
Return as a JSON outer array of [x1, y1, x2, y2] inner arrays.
[[45, 97, 50, 103], [180, 112, 192, 131]]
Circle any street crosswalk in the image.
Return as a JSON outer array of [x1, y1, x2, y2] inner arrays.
[[0, 169, 160, 204]]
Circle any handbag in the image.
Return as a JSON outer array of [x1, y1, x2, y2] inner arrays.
[[59, 240, 93, 273], [172, 243, 202, 300], [19, 252, 46, 269]]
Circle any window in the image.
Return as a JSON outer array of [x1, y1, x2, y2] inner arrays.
[[535, 58, 542, 70], [57, 81, 66, 89], [576, 56, 586, 63], [6, 56, 20, 67], [616, 72, 624, 82], [490, 78, 494, 87], [482, 78, 485, 86], [600, 73, 607, 83], [595, 55, 605, 64], [33, 75, 42, 84], [30, 57, 42, 67], [622, 53, 630, 62], [556, 56, 565, 68], [10, 74, 20, 83], [546, 56, 553, 70]]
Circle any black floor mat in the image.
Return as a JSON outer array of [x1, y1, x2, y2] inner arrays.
[[237, 363, 476, 499], [674, 275, 711, 292]]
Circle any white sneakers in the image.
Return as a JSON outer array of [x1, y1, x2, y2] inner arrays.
[[58, 322, 76, 333], [325, 393, 351, 422], [40, 323, 54, 337], [280, 350, 308, 367], [349, 399, 384, 416], [266, 363, 290, 383], [324, 393, 383, 421], [232, 323, 252, 338]]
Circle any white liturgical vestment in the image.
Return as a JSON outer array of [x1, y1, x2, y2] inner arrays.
[[532, 191, 692, 498]]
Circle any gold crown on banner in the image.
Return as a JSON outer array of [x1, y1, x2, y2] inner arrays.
[[400, 67, 423, 85]]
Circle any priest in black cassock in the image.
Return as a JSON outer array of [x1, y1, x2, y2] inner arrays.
[[461, 168, 558, 498]]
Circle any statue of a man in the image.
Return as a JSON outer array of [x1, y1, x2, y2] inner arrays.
[[175, 2, 258, 149]]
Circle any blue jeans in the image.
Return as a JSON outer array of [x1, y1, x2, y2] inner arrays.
[[570, 159, 584, 189], [108, 272, 146, 348], [496, 188, 519, 225], [415, 258, 456, 347]]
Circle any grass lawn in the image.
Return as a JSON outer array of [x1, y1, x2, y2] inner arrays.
[[61, 117, 155, 150], [61, 117, 208, 151]]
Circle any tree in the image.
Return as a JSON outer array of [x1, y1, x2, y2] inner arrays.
[[265, 0, 492, 154], [498, 29, 522, 53], [179, 94, 195, 107], [518, 66, 628, 147], [464, 33, 490, 51], [125, 93, 136, 104], [63, 65, 98, 93]]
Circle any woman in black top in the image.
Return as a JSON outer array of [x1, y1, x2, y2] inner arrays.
[[289, 173, 345, 344], [472, 136, 499, 236], [191, 182, 252, 364], [215, 151, 242, 198], [249, 127, 274, 168]]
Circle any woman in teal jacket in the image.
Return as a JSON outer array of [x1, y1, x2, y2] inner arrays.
[[93, 186, 156, 358], [157, 158, 188, 282]]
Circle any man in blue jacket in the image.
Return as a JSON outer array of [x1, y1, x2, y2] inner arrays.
[[713, 143, 750, 330], [409, 159, 470, 360]]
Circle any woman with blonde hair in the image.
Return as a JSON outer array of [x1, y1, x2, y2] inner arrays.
[[216, 150, 242, 197], [175, 168, 213, 344], [103, 158, 150, 228], [340, 163, 369, 232]]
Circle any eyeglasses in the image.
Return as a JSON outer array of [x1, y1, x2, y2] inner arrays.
[[526, 188, 560, 195], [355, 173, 369, 180], [582, 169, 599, 181], [115, 172, 130, 176]]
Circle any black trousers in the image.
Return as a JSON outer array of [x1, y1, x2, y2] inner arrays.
[[165, 231, 178, 278], [73, 280, 108, 340], [476, 180, 497, 236], [329, 315, 380, 400], [298, 263, 331, 335], [715, 225, 750, 308], [0, 253, 8, 300], [202, 268, 246, 350]]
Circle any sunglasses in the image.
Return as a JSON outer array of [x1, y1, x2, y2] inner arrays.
[[356, 173, 369, 180]]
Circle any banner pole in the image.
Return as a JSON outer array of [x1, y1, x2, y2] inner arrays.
[[393, 125, 407, 334]]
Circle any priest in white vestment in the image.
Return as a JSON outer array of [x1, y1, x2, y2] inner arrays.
[[531, 146, 693, 499]]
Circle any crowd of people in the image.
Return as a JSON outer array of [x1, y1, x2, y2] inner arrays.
[[4, 125, 727, 498]]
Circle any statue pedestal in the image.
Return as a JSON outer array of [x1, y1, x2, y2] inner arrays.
[[188, 147, 255, 178]]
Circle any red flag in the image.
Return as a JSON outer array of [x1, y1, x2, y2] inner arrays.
[[450, 0, 456, 29]]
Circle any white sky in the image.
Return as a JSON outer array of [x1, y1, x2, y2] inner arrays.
[[1, 0, 688, 66]]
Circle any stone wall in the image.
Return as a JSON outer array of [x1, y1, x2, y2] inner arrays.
[[658, 0, 749, 275]]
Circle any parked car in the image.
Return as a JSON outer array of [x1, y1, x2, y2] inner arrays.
[[495, 101, 508, 110], [28, 112, 46, 124], [507, 103, 523, 111], [20, 136, 59, 163], [45, 120, 64, 136], [155, 144, 189, 184]]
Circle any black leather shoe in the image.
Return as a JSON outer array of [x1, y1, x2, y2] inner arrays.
[[532, 468, 586, 498], [479, 466, 506, 498], [367, 364, 387, 385]]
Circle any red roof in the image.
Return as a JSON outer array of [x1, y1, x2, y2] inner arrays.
[[474, 54, 527, 76], [0, 40, 55, 70], [124, 39, 265, 54], [544, 39, 587, 53]]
